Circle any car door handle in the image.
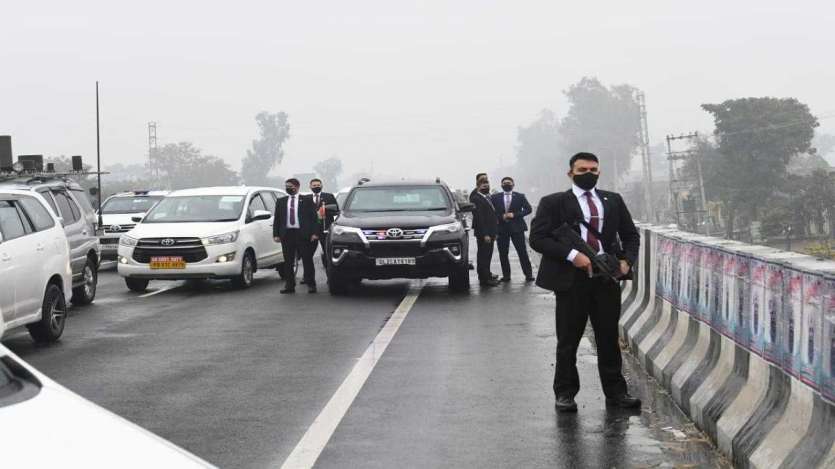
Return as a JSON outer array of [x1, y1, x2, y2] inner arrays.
[[36, 243, 45, 252]]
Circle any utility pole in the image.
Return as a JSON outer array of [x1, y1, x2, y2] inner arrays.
[[666, 132, 708, 234], [148, 121, 158, 179], [636, 91, 655, 221]]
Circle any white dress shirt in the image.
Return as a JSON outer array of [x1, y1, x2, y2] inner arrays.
[[286, 194, 300, 229], [503, 191, 513, 212], [566, 184, 604, 262]]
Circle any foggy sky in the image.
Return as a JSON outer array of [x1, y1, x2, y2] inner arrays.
[[2, 0, 833, 190]]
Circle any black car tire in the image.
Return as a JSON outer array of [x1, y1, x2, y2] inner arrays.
[[232, 251, 256, 288], [27, 284, 67, 343], [327, 267, 350, 295], [125, 278, 150, 292], [71, 257, 98, 305], [448, 263, 471, 292]]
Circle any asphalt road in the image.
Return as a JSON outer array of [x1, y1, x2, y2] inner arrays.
[[3, 253, 730, 468]]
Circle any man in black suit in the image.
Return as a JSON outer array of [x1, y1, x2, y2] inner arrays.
[[309, 178, 339, 266], [273, 178, 321, 294], [470, 176, 499, 287], [490, 177, 534, 282], [529, 152, 641, 412]]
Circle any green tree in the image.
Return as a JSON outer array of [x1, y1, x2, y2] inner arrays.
[[514, 108, 563, 198], [313, 157, 343, 191], [154, 142, 238, 189], [700, 97, 818, 238], [241, 111, 290, 186], [560, 77, 641, 190]]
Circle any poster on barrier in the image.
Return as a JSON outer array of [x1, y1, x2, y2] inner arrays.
[[799, 272, 823, 389], [749, 258, 767, 357], [672, 240, 683, 309], [782, 269, 804, 377], [733, 255, 752, 347], [719, 250, 737, 337], [709, 250, 724, 328], [686, 244, 701, 315], [697, 245, 713, 322], [656, 237, 667, 300], [823, 276, 835, 402], [763, 262, 784, 364]]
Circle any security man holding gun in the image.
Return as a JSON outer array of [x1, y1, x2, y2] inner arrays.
[[529, 152, 641, 412]]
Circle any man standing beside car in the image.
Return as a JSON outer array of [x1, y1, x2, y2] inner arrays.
[[491, 177, 534, 283], [470, 176, 499, 287], [309, 178, 338, 267], [529, 152, 640, 412], [274, 178, 321, 294]]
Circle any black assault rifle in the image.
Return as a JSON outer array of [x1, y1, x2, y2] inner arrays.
[[552, 221, 624, 282]]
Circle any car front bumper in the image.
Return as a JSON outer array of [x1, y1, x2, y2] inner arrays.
[[329, 242, 465, 280], [117, 244, 244, 280]]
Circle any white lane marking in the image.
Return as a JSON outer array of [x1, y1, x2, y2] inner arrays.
[[280, 282, 424, 469], [138, 284, 182, 298]]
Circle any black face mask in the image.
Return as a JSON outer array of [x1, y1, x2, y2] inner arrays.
[[286, 187, 297, 195], [311, 187, 322, 194], [502, 184, 513, 192], [573, 172, 598, 191]]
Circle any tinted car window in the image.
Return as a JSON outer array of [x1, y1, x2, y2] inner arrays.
[[19, 197, 56, 231], [144, 195, 244, 223], [37, 190, 59, 216], [70, 189, 95, 214], [261, 192, 276, 212], [52, 191, 79, 223], [248, 194, 267, 217], [0, 201, 27, 240], [101, 196, 162, 214]]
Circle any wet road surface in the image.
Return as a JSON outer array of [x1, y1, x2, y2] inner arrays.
[[4, 254, 729, 468]]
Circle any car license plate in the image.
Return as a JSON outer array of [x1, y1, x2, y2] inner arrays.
[[150, 256, 186, 269], [375, 257, 416, 266]]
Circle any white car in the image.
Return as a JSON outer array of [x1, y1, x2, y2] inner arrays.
[[117, 186, 286, 291], [0, 328, 214, 467], [0, 189, 72, 343], [98, 190, 169, 260]]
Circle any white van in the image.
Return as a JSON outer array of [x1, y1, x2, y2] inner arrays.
[[98, 190, 169, 260], [0, 189, 72, 342], [117, 186, 286, 291]]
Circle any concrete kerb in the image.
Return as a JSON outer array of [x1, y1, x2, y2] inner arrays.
[[716, 351, 770, 460]]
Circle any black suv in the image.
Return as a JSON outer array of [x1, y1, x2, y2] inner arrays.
[[325, 179, 474, 294]]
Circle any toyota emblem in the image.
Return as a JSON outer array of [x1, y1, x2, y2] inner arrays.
[[161, 238, 175, 246], [110, 225, 121, 232], [386, 228, 404, 239]]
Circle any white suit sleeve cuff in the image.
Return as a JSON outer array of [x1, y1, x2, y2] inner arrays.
[[566, 249, 579, 263]]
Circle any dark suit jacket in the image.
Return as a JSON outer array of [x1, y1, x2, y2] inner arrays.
[[273, 194, 322, 238], [470, 191, 498, 238], [491, 191, 533, 235], [311, 192, 338, 229], [529, 189, 640, 292]]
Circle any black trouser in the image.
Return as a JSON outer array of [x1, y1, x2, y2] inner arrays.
[[281, 229, 315, 288], [497, 231, 533, 279], [309, 236, 327, 267], [475, 235, 495, 282], [553, 271, 627, 399]]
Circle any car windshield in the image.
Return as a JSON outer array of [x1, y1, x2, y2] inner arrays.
[[346, 186, 450, 212], [101, 196, 163, 214], [143, 195, 244, 223]]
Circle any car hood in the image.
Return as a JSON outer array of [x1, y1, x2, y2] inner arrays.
[[100, 213, 144, 226], [0, 347, 214, 468], [337, 211, 456, 229], [127, 221, 240, 239]]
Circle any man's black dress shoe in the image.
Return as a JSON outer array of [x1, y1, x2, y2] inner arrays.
[[308, 285, 317, 293], [605, 394, 642, 409], [524, 277, 535, 282], [554, 395, 578, 412], [480, 279, 500, 287], [491, 273, 499, 280], [500, 276, 511, 283], [280, 288, 296, 294]]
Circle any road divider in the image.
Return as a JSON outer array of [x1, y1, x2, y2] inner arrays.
[[619, 224, 835, 469]]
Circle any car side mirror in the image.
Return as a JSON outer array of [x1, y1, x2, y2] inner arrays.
[[89, 187, 99, 196], [324, 204, 340, 214], [131, 216, 143, 223], [250, 210, 272, 222], [459, 202, 475, 212]]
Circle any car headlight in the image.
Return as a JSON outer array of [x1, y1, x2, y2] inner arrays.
[[202, 231, 239, 245], [434, 221, 463, 233], [331, 225, 362, 237], [119, 235, 138, 247]]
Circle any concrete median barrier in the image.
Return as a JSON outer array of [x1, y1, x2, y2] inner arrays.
[[619, 224, 835, 469]]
